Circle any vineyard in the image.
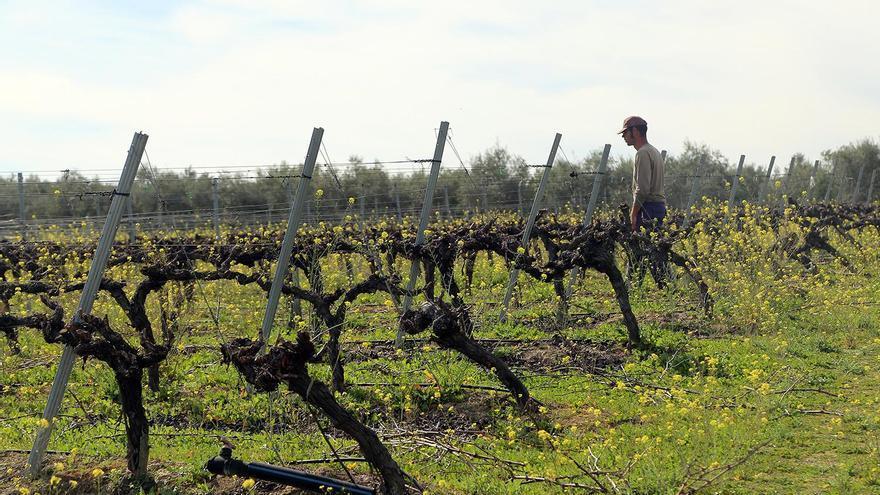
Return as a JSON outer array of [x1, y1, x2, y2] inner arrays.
[[1, 187, 879, 494]]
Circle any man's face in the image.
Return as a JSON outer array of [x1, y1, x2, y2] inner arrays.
[[621, 128, 635, 147]]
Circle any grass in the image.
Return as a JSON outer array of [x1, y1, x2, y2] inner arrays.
[[1, 227, 879, 494]]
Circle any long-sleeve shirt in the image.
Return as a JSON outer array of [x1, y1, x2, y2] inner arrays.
[[632, 143, 665, 206]]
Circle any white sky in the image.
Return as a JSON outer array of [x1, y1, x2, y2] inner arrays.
[[1, 0, 878, 179]]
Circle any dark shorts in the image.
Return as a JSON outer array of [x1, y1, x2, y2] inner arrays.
[[637, 201, 666, 230]]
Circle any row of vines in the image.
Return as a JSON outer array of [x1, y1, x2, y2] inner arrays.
[[1, 199, 878, 493]]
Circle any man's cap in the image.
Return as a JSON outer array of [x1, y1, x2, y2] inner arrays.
[[618, 116, 647, 134]]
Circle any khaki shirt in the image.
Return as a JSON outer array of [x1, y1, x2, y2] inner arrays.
[[632, 143, 665, 205]]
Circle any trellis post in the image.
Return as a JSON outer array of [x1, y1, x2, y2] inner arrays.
[[517, 179, 523, 216], [808, 160, 820, 199], [17, 173, 26, 239], [394, 183, 402, 221], [563, 144, 611, 301], [258, 127, 323, 346], [867, 169, 877, 204], [757, 156, 775, 203], [212, 177, 220, 236], [783, 155, 796, 196], [852, 164, 866, 203], [499, 133, 561, 323], [29, 132, 148, 477], [395, 121, 449, 347], [824, 159, 837, 202], [284, 178, 303, 317], [727, 155, 745, 214], [683, 159, 704, 228], [778, 155, 796, 210]]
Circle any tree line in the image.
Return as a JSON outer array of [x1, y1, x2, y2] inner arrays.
[[2, 139, 877, 224]]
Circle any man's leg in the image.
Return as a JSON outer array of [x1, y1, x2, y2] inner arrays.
[[642, 202, 670, 287]]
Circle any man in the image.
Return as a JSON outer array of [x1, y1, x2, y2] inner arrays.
[[618, 116, 666, 231]]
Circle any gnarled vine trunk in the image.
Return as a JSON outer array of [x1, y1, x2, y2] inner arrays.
[[222, 334, 409, 495]]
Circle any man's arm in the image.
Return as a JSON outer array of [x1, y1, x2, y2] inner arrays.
[[630, 203, 640, 231]]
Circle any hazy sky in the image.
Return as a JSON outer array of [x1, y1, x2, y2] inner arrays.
[[1, 0, 877, 179]]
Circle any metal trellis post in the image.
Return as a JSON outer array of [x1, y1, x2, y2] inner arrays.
[[17, 172, 25, 239], [258, 127, 323, 346], [396, 121, 449, 347], [584, 144, 612, 229], [728, 155, 745, 213], [809, 160, 820, 199], [394, 183, 402, 222], [28, 132, 148, 477], [778, 155, 796, 210], [852, 164, 866, 203], [824, 159, 837, 202], [867, 169, 877, 204], [683, 159, 704, 228], [284, 178, 303, 317], [212, 178, 220, 236], [564, 144, 611, 300], [783, 155, 796, 193], [757, 156, 775, 203], [517, 179, 523, 216], [499, 133, 561, 323]]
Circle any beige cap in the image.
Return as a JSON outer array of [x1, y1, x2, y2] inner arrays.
[[618, 116, 647, 134]]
